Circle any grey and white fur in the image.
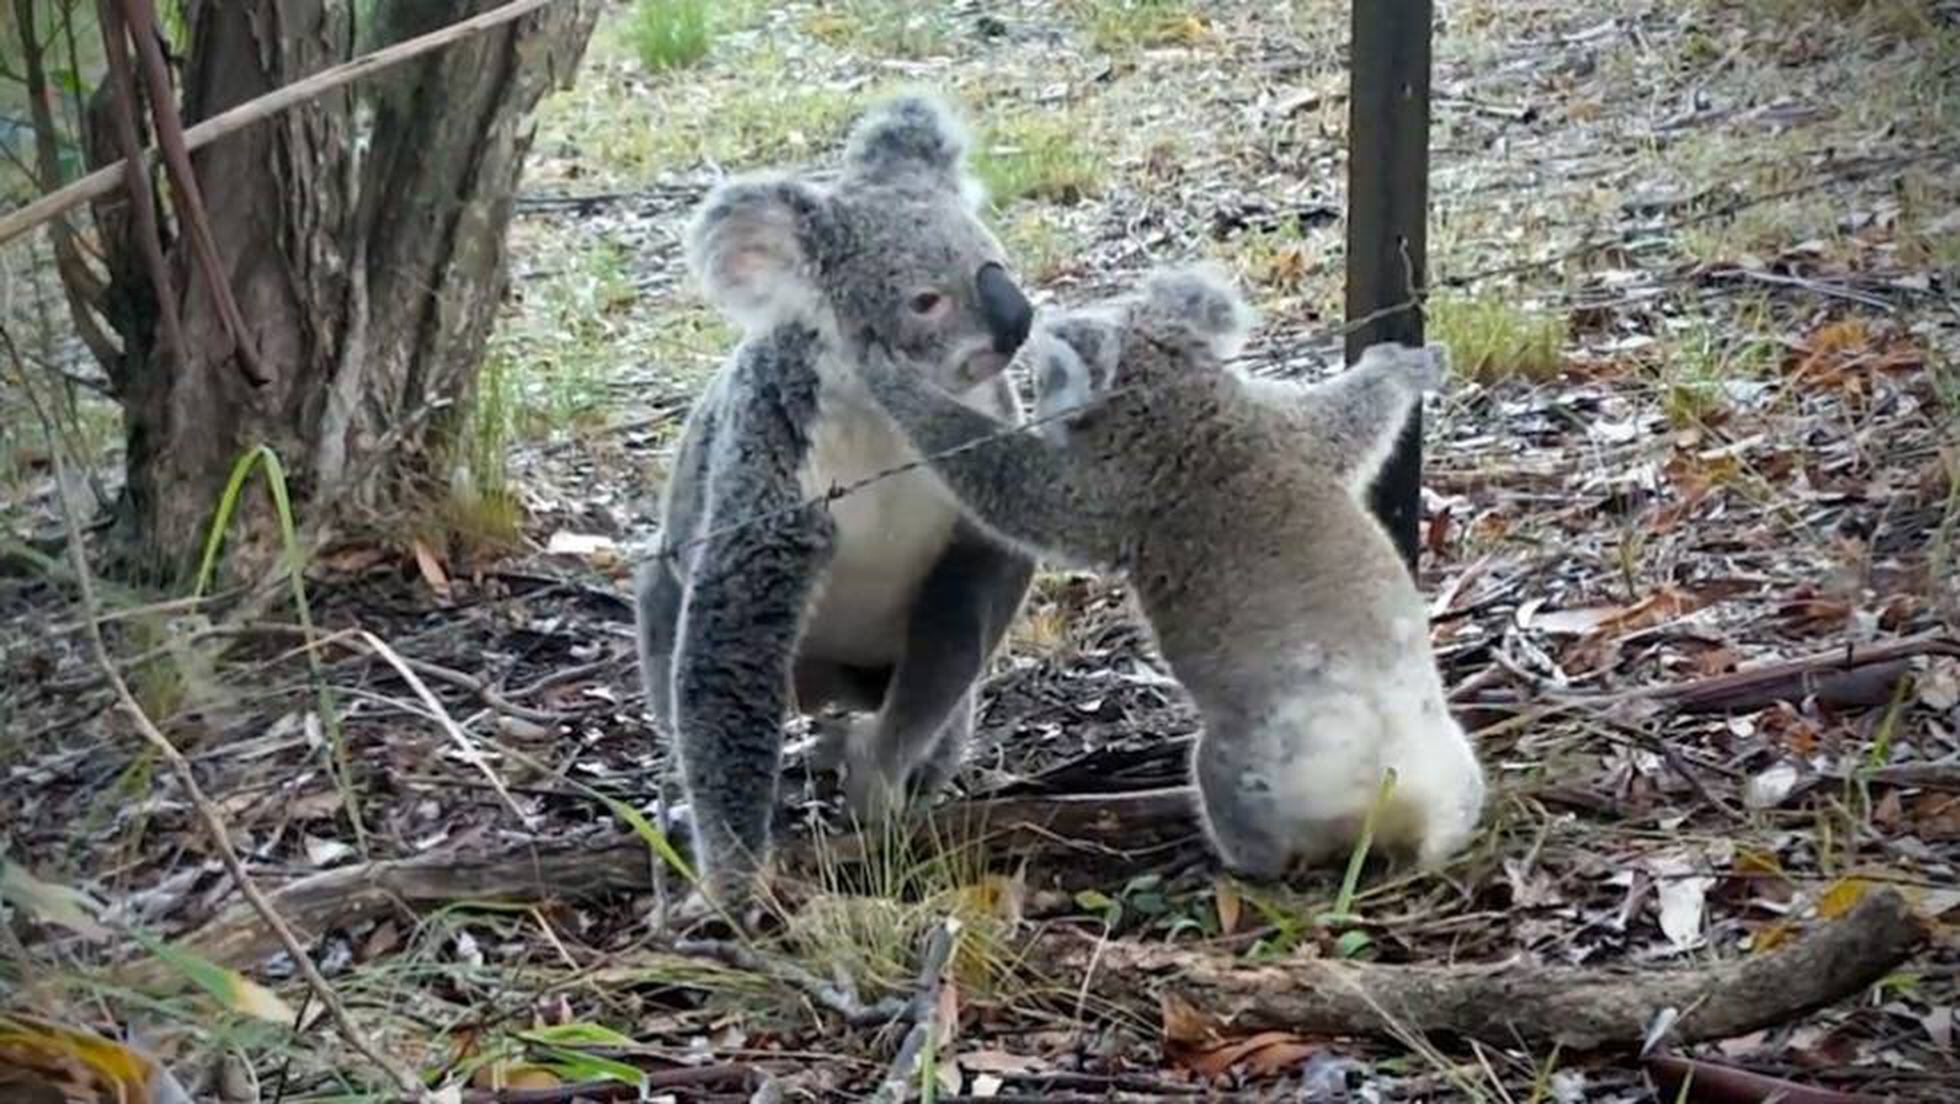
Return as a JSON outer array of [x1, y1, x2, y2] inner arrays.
[[850, 265, 1487, 878], [635, 95, 1036, 911]]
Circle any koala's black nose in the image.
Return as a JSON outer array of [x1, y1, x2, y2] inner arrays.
[[977, 262, 1033, 354]]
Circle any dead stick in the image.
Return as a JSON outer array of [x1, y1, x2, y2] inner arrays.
[[14, 364, 434, 1099], [674, 938, 909, 1028], [1660, 635, 1955, 714], [1644, 1054, 1888, 1104], [460, 1063, 764, 1102], [158, 789, 1201, 972], [91, 0, 186, 371], [0, 0, 560, 249], [120, 0, 269, 385], [1032, 889, 1926, 1051], [867, 918, 962, 1104]]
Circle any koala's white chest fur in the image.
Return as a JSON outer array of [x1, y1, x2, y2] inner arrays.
[[797, 382, 962, 666]]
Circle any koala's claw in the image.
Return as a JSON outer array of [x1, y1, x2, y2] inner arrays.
[[806, 714, 854, 774], [839, 719, 920, 825]]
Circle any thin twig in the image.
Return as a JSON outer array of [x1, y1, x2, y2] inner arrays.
[[674, 937, 912, 1028], [120, 0, 270, 385], [355, 629, 536, 827], [91, 0, 185, 372], [4, 335, 435, 1103], [0, 0, 564, 249], [867, 918, 963, 1104]]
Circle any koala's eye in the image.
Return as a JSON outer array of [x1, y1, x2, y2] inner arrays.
[[908, 291, 947, 317]]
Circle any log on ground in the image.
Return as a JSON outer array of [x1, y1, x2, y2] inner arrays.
[[1026, 888, 1929, 1051]]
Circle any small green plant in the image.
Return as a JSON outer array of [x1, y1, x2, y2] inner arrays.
[[1072, 0, 1204, 52], [194, 445, 367, 848], [442, 351, 528, 552], [1655, 320, 1774, 430], [972, 115, 1102, 208], [629, 0, 713, 72], [805, 1, 957, 59], [1427, 293, 1567, 384]]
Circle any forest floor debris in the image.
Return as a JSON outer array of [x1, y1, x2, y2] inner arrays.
[[4, 0, 1959, 1099]]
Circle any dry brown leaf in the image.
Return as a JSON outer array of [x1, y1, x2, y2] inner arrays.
[[1816, 876, 1874, 920], [1786, 318, 1926, 395], [0, 1015, 189, 1104], [1177, 1029, 1322, 1080], [1159, 991, 1218, 1048], [1909, 794, 1960, 841], [317, 546, 390, 576], [1214, 876, 1242, 935], [1161, 992, 1321, 1080], [411, 539, 452, 601]]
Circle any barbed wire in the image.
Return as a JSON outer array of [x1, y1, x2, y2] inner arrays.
[[648, 293, 1424, 567], [645, 143, 1958, 569]]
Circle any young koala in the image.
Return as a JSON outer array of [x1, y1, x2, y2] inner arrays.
[[636, 94, 1037, 914], [850, 266, 1487, 879]]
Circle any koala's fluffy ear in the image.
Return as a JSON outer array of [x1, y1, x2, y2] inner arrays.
[[842, 93, 984, 208], [1139, 263, 1258, 359], [685, 175, 831, 330]]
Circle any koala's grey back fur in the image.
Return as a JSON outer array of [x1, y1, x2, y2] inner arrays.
[[635, 94, 1036, 915], [851, 266, 1486, 881]]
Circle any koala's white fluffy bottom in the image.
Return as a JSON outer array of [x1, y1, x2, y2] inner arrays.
[[1192, 643, 1485, 879]]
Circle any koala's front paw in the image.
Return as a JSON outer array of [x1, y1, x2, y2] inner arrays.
[[1357, 340, 1449, 394], [806, 713, 854, 774], [658, 867, 770, 936], [1412, 342, 1451, 393]]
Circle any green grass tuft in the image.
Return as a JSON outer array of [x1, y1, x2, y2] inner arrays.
[[972, 115, 1103, 208], [1071, 0, 1205, 52], [629, 0, 713, 73], [1427, 294, 1568, 384]]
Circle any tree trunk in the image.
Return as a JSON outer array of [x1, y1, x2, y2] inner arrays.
[[85, 0, 599, 581]]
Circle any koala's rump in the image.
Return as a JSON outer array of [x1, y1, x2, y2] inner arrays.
[[796, 393, 963, 667]]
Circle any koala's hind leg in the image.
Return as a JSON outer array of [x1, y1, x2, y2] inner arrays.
[[1189, 728, 1301, 881], [671, 504, 835, 911], [843, 526, 1033, 820]]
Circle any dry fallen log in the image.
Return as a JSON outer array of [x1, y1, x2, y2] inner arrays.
[[149, 803, 1926, 1053], [1029, 889, 1927, 1051], [155, 788, 1200, 972], [1660, 634, 1958, 715]]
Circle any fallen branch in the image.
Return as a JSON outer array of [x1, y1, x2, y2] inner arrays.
[[161, 788, 1200, 972], [1658, 634, 1957, 715], [1644, 1054, 1887, 1104], [1027, 889, 1927, 1052], [673, 938, 909, 1028], [0, 0, 563, 249]]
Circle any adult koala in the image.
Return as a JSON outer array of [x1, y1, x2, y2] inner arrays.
[[635, 95, 1037, 915]]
